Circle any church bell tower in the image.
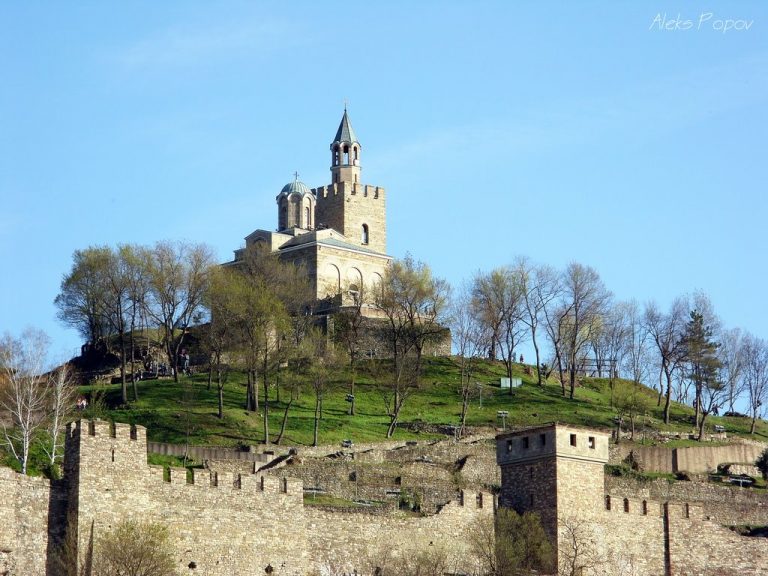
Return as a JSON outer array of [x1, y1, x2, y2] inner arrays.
[[314, 110, 387, 254], [330, 108, 361, 184]]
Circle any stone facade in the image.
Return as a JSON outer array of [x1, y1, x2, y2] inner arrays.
[[0, 419, 492, 575], [497, 423, 768, 575]]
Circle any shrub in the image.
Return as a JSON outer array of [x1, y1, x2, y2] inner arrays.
[[756, 448, 768, 480]]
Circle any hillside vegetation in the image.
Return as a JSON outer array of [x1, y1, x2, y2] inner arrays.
[[75, 357, 768, 447]]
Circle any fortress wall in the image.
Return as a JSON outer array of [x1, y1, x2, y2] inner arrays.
[[305, 490, 493, 575], [612, 444, 675, 472], [613, 442, 767, 474], [667, 504, 768, 575], [0, 467, 61, 576], [145, 473, 307, 575], [674, 443, 765, 473], [573, 498, 767, 576], [590, 500, 667, 576], [605, 475, 768, 526], [271, 458, 459, 514], [68, 420, 308, 575], [146, 441, 270, 464]]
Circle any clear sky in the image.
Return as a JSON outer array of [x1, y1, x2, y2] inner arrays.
[[1, 2, 766, 361]]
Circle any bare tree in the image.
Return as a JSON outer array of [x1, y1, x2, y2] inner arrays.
[[719, 328, 746, 415], [596, 302, 631, 405], [518, 260, 560, 386], [41, 363, 77, 470], [451, 281, 490, 437], [0, 329, 52, 475], [472, 266, 526, 378], [334, 283, 365, 416], [100, 246, 133, 404], [374, 255, 450, 438], [145, 241, 215, 382], [559, 516, 604, 576], [120, 244, 152, 401], [560, 263, 611, 399], [644, 297, 687, 424], [542, 300, 570, 393], [741, 333, 768, 434], [300, 329, 343, 447]]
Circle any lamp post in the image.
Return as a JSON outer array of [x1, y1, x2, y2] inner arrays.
[[497, 410, 509, 431]]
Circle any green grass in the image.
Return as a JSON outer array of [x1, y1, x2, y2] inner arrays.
[[4, 356, 767, 479], [70, 357, 768, 449]]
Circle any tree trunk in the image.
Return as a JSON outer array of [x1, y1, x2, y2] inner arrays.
[[129, 322, 138, 401], [275, 398, 294, 445], [663, 364, 673, 425], [119, 333, 128, 405], [263, 374, 270, 445], [313, 396, 320, 447], [531, 328, 543, 386], [697, 413, 707, 441], [217, 371, 224, 420]]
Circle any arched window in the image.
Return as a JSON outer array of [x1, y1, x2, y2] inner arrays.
[[623, 498, 630, 513], [362, 224, 369, 245], [642, 500, 648, 515], [343, 144, 349, 164], [305, 207, 311, 228], [333, 145, 340, 166]]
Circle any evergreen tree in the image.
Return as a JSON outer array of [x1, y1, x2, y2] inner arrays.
[[680, 310, 723, 439]]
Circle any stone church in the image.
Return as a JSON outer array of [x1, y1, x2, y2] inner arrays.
[[230, 110, 391, 313]]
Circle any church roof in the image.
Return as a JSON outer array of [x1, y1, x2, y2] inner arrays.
[[316, 236, 383, 255], [278, 229, 387, 257], [278, 175, 312, 197], [333, 110, 358, 144]]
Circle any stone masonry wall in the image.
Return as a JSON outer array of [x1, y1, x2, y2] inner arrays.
[[498, 424, 768, 576], [305, 489, 493, 575], [606, 475, 768, 526], [66, 420, 307, 576], [1, 421, 496, 576], [0, 468, 63, 576], [612, 441, 767, 474], [314, 182, 387, 255]]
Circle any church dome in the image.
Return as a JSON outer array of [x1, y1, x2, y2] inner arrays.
[[279, 178, 312, 197]]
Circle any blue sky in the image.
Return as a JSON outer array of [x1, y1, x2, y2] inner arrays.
[[1, 2, 766, 361]]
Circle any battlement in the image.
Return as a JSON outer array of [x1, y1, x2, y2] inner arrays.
[[497, 422, 610, 466], [313, 182, 385, 200], [67, 419, 147, 445], [603, 494, 662, 517], [149, 466, 302, 495], [458, 489, 492, 509]]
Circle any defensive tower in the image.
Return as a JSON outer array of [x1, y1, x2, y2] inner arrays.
[[496, 423, 610, 549]]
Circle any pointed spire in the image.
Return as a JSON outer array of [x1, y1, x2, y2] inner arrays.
[[334, 109, 358, 145]]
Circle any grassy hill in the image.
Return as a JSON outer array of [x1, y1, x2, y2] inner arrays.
[[4, 356, 766, 477], [75, 357, 768, 448]]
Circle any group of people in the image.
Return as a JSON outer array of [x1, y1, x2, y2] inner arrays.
[[76, 396, 88, 411]]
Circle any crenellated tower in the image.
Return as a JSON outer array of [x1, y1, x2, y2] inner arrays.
[[314, 109, 387, 254]]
